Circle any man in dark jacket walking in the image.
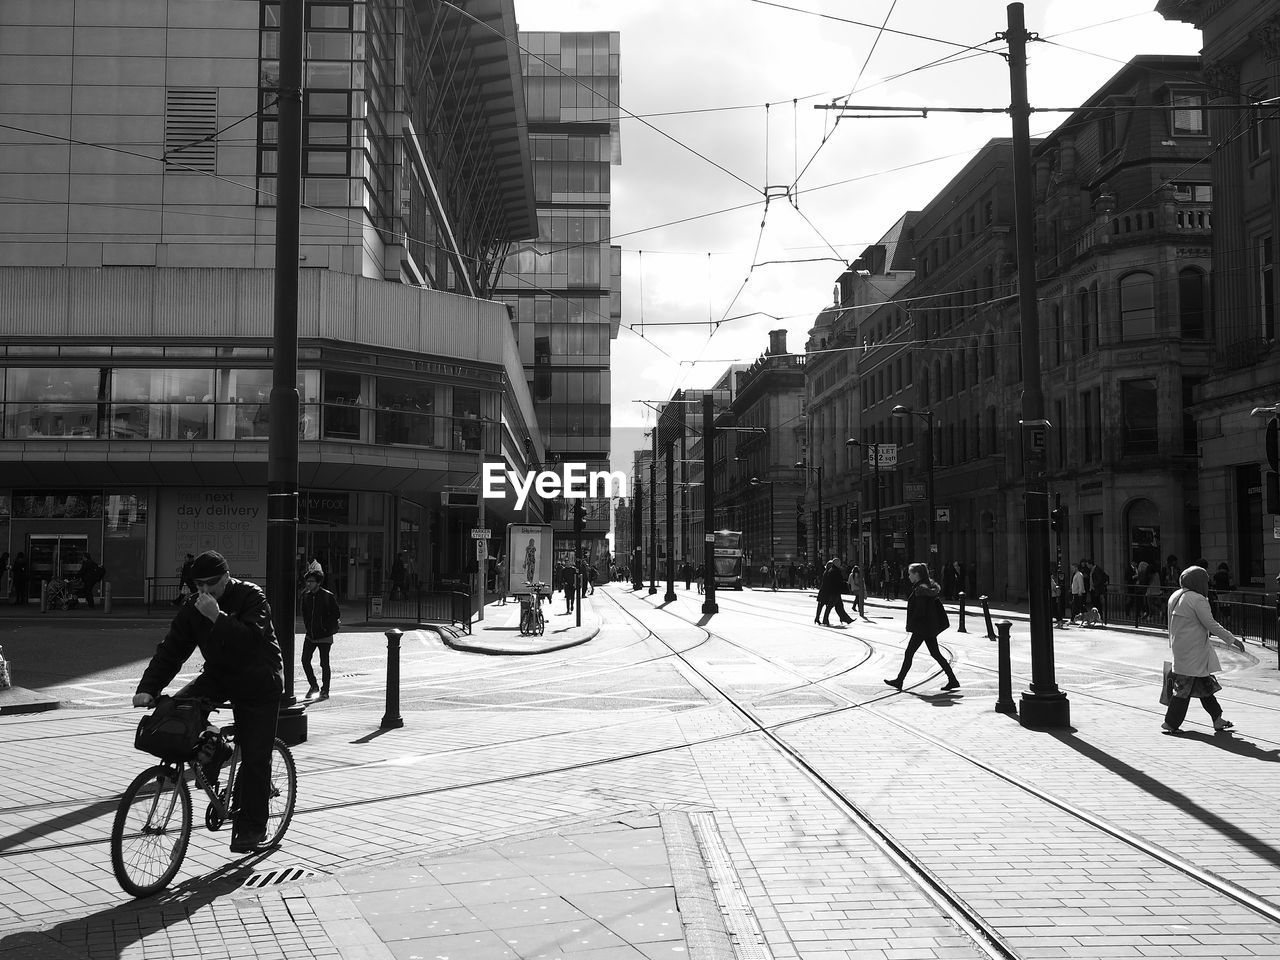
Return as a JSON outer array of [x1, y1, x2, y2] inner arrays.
[[131, 550, 283, 854], [562, 562, 578, 614], [300, 568, 341, 699], [885, 562, 959, 692], [78, 553, 104, 608], [816, 558, 853, 626]]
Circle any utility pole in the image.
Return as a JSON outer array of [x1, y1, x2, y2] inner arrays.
[[702, 393, 718, 615], [268, 0, 305, 744], [1005, 2, 1069, 727], [632, 478, 644, 591], [649, 430, 657, 595], [664, 440, 676, 602]]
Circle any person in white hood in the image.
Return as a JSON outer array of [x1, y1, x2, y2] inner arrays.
[[1162, 565, 1245, 733]]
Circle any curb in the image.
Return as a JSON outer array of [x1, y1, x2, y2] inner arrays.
[[0, 686, 60, 715]]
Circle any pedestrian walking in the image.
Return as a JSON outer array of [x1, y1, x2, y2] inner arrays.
[[1162, 565, 1244, 734], [300, 567, 340, 699], [11, 552, 28, 606], [885, 562, 959, 692], [1089, 561, 1109, 615], [695, 563, 705, 594], [847, 563, 869, 620], [562, 562, 577, 614], [78, 553, 104, 609], [682, 561, 692, 591], [1069, 562, 1088, 622], [816, 558, 853, 626], [1050, 567, 1066, 627]]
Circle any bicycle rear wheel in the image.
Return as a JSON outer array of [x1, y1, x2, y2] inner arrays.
[[110, 765, 192, 898], [263, 738, 297, 847]]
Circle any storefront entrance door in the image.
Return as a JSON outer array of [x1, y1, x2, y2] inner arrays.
[[29, 535, 88, 584]]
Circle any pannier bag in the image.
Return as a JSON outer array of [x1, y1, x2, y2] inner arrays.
[[134, 697, 206, 761]]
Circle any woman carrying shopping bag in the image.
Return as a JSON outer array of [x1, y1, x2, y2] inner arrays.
[[1162, 565, 1245, 733]]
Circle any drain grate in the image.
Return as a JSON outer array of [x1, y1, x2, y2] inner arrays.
[[242, 866, 319, 888]]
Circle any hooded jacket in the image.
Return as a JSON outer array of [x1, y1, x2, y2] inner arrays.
[[1167, 566, 1239, 676], [905, 579, 943, 635]]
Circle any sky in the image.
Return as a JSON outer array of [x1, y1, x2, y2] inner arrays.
[[512, 0, 1203, 478]]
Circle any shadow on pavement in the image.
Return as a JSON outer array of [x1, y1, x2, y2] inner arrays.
[[0, 856, 264, 960], [0, 798, 120, 855], [1169, 730, 1280, 762], [1050, 730, 1280, 870]]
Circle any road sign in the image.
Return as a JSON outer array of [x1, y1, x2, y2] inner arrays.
[[936, 507, 951, 523], [470, 528, 492, 539], [869, 444, 898, 468]]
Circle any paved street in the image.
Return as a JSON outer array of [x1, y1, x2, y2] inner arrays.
[[2, 583, 1280, 959]]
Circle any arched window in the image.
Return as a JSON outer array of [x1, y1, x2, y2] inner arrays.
[[1119, 271, 1156, 340], [1179, 267, 1209, 339]]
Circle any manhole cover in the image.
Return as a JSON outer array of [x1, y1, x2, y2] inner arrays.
[[242, 866, 319, 888]]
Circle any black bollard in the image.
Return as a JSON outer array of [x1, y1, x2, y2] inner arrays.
[[979, 594, 996, 641], [380, 628, 404, 730], [957, 591, 967, 633], [995, 620, 1017, 715]]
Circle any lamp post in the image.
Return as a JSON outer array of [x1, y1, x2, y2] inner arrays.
[[749, 477, 775, 574], [892, 405, 935, 566], [845, 438, 881, 575], [794, 461, 824, 558]]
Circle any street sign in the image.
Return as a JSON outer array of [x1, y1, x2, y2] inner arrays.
[[869, 444, 898, 468], [470, 528, 492, 539], [705, 534, 715, 542], [904, 481, 926, 502], [935, 507, 951, 523]]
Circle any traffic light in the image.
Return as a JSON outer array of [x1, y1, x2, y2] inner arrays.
[[1050, 506, 1064, 533]]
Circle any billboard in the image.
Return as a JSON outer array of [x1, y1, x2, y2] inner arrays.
[[505, 523, 554, 595]]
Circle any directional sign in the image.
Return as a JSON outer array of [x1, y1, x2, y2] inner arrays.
[[935, 507, 951, 523], [470, 528, 492, 539]]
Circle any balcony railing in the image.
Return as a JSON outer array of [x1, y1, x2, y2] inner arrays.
[[1040, 201, 1212, 275]]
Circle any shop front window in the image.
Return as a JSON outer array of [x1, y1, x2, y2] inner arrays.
[[111, 369, 214, 440], [323, 371, 363, 440], [375, 376, 438, 447], [5, 368, 102, 439]]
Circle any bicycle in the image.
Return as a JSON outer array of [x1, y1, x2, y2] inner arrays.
[[110, 697, 297, 898], [519, 581, 549, 636], [46, 576, 82, 610]]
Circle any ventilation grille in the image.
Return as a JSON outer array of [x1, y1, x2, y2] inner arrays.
[[164, 88, 219, 173]]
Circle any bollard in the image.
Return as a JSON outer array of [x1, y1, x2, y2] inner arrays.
[[380, 628, 404, 730], [979, 594, 996, 641], [103, 581, 112, 615], [995, 620, 1017, 715], [40, 581, 48, 614], [957, 591, 967, 633]]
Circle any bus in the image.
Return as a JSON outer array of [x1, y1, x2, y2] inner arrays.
[[712, 529, 744, 590]]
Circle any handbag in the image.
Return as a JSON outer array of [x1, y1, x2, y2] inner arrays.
[[934, 597, 951, 633], [134, 697, 206, 762], [1159, 660, 1173, 706]]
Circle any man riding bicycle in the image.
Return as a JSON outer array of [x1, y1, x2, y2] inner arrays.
[[132, 550, 283, 853]]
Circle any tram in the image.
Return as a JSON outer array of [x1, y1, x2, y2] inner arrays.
[[712, 529, 744, 590]]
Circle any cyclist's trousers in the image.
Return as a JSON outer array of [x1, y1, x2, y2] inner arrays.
[[175, 676, 281, 834]]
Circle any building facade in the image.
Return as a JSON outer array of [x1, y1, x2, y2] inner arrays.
[[1159, 0, 1280, 588], [0, 0, 546, 600], [494, 31, 622, 571]]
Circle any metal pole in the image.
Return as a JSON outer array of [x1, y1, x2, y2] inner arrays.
[[632, 479, 644, 591], [995, 621, 1017, 715], [649, 431, 657, 595], [1006, 1, 1068, 727], [665, 442, 676, 602], [872, 443, 882, 576], [702, 393, 718, 615], [768, 481, 775, 579], [817, 465, 824, 558], [925, 410, 936, 568], [268, 0, 306, 745]]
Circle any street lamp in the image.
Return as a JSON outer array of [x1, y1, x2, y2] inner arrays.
[[892, 405, 935, 565], [845, 438, 881, 575], [794, 460, 824, 558], [749, 477, 776, 573]]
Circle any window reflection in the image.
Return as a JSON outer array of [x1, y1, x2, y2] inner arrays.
[[4, 367, 100, 439], [375, 376, 437, 447]]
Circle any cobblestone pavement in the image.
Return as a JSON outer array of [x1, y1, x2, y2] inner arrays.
[[2, 584, 1280, 959]]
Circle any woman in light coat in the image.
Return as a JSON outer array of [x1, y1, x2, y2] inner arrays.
[[1163, 565, 1245, 733], [847, 563, 869, 621]]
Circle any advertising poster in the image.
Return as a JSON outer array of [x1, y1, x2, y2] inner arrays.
[[505, 523, 553, 595]]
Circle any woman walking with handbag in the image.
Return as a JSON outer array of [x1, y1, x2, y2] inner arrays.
[[1162, 565, 1244, 733], [885, 562, 959, 692]]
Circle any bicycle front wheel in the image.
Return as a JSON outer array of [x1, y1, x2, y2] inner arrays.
[[262, 738, 298, 847], [110, 765, 192, 898]]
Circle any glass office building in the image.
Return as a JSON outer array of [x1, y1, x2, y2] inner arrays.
[[495, 32, 622, 568]]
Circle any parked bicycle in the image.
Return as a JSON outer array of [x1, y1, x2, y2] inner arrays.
[[46, 576, 83, 610], [519, 581, 550, 636], [110, 696, 297, 897]]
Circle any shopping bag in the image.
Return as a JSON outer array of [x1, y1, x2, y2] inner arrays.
[[1159, 660, 1173, 706]]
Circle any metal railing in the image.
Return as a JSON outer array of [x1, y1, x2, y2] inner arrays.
[[366, 588, 471, 633], [1070, 584, 1278, 650]]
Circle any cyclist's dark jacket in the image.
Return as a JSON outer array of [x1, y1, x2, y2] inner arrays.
[[136, 578, 284, 701]]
